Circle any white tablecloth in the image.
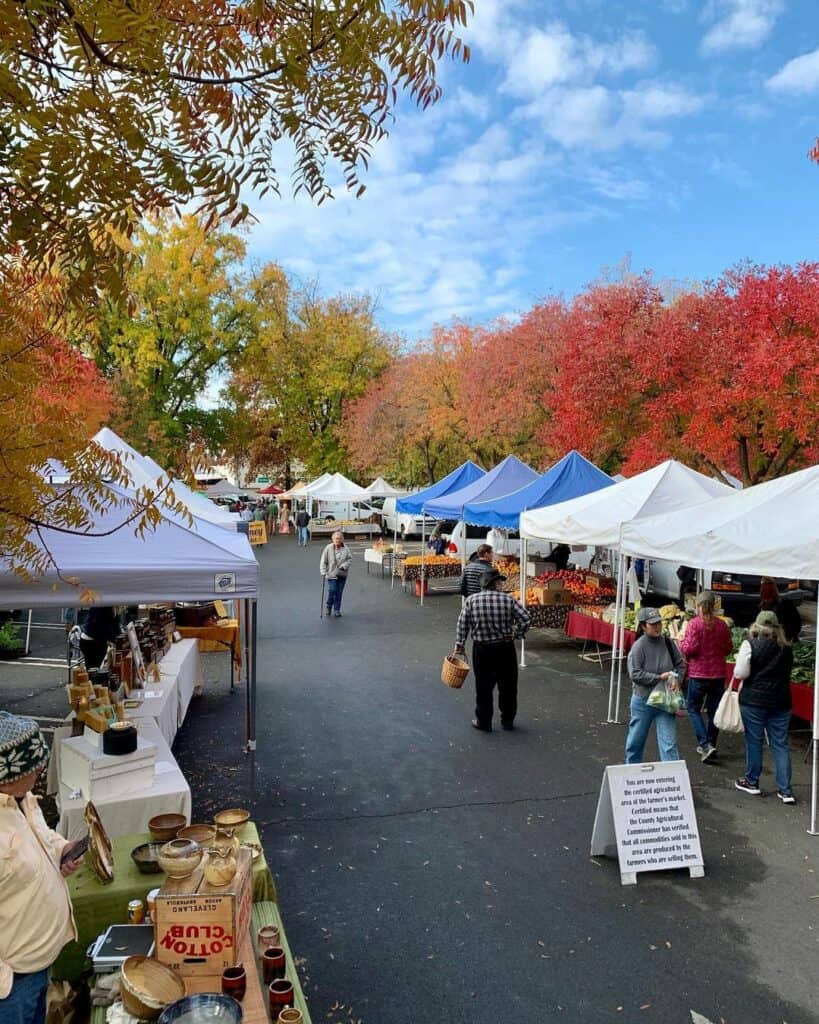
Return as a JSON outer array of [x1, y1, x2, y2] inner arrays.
[[158, 638, 202, 728], [56, 719, 191, 840]]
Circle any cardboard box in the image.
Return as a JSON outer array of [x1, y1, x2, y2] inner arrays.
[[181, 930, 268, 1024], [155, 848, 253, 977], [546, 579, 566, 591], [526, 560, 556, 578], [531, 585, 572, 606]]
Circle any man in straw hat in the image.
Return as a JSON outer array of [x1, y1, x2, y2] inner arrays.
[[454, 569, 530, 732], [0, 712, 85, 1023]]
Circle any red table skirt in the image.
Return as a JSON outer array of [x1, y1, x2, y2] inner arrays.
[[724, 665, 814, 722], [565, 611, 637, 653]]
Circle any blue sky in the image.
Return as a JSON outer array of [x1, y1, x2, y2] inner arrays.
[[245, 0, 819, 339]]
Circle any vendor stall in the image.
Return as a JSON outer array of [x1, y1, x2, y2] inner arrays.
[[619, 460, 819, 832]]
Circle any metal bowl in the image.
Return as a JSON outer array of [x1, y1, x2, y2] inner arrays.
[[158, 994, 243, 1024], [131, 842, 164, 875]]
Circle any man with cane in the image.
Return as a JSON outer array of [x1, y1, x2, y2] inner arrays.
[[320, 531, 353, 618]]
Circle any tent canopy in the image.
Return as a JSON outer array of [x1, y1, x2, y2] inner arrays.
[[0, 484, 258, 608], [424, 455, 539, 520], [365, 476, 405, 498], [396, 461, 485, 515], [464, 450, 614, 529], [620, 462, 819, 578], [520, 459, 733, 547], [281, 474, 331, 500], [205, 478, 243, 497], [257, 483, 283, 495], [93, 429, 239, 530], [307, 473, 370, 502]]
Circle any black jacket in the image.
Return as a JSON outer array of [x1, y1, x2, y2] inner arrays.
[[739, 637, 793, 711]]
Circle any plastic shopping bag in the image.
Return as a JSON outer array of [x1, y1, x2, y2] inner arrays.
[[713, 681, 744, 733], [647, 680, 686, 714]]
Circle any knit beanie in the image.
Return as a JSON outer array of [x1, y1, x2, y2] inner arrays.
[[0, 712, 50, 785]]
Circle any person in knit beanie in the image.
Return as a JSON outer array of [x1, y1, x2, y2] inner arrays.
[[0, 712, 84, 1023]]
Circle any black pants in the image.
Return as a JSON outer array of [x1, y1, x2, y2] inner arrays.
[[473, 640, 518, 728], [80, 636, 108, 669]]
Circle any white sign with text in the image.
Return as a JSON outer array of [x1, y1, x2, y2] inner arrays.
[[590, 761, 704, 886]]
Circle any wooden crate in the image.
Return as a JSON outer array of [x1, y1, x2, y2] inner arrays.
[[155, 848, 253, 977]]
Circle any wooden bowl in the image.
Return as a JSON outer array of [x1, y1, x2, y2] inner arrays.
[[120, 956, 185, 1020], [177, 823, 216, 846], [131, 842, 163, 874], [148, 813, 187, 843], [157, 839, 202, 879], [213, 808, 250, 832]]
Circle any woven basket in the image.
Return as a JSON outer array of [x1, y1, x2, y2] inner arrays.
[[121, 956, 186, 1020], [441, 654, 469, 688]]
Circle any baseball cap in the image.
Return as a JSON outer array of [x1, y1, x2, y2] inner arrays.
[[638, 607, 662, 625], [481, 569, 507, 589]]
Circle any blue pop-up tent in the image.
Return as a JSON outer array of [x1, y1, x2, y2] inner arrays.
[[396, 460, 485, 514], [464, 451, 614, 529], [423, 455, 539, 520]]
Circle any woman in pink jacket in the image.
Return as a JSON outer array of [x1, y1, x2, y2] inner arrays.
[[679, 591, 733, 762]]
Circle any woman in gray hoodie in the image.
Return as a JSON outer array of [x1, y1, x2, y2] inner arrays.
[[625, 608, 686, 763]]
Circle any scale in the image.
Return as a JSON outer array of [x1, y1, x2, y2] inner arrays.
[[88, 924, 155, 972]]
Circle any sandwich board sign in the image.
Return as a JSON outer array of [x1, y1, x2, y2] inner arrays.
[[590, 761, 704, 886]]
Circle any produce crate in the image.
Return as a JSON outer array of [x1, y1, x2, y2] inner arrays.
[[155, 848, 253, 977]]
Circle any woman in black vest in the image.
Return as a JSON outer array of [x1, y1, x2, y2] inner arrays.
[[733, 610, 795, 802]]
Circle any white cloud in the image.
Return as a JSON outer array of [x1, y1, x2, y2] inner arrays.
[[701, 0, 783, 54], [766, 46, 819, 94], [521, 81, 704, 151]]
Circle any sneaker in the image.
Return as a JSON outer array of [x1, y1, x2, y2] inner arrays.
[[735, 777, 761, 795], [325, 607, 333, 616], [698, 743, 717, 763], [501, 722, 515, 731], [471, 718, 491, 732], [334, 611, 342, 617], [777, 791, 796, 804]]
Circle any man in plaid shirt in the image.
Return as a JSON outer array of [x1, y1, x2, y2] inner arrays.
[[454, 569, 531, 732]]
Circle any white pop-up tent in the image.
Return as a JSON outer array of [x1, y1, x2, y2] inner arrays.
[[280, 474, 331, 501], [521, 460, 733, 723], [364, 476, 405, 498], [619, 461, 819, 833], [0, 484, 261, 750], [306, 473, 370, 502], [93, 428, 240, 531]]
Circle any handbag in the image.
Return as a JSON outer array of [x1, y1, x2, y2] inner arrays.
[[713, 680, 744, 733]]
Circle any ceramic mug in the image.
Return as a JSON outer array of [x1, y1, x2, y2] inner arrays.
[[268, 979, 295, 1018], [257, 924, 281, 958], [277, 1009, 303, 1024], [262, 946, 286, 984], [221, 964, 246, 1003]]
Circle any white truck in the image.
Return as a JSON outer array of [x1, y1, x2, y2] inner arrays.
[[381, 497, 437, 538]]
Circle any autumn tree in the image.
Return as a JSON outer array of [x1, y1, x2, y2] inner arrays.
[[344, 325, 475, 484], [1, 0, 471, 573], [90, 215, 253, 471], [236, 266, 397, 476], [2, 0, 473, 301]]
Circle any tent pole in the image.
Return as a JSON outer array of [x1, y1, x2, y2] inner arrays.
[[614, 553, 629, 725], [242, 598, 251, 749], [519, 536, 527, 668], [25, 609, 32, 655], [809, 638, 819, 835], [420, 512, 426, 606], [247, 599, 257, 753], [607, 552, 624, 722], [391, 525, 398, 590]]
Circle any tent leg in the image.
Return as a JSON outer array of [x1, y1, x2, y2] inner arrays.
[[244, 598, 257, 753], [607, 552, 625, 722], [614, 553, 628, 725], [809, 641, 819, 834], [520, 538, 527, 668], [420, 515, 426, 606], [391, 526, 398, 590], [25, 609, 32, 656]]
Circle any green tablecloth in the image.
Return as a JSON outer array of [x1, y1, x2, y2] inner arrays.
[[54, 822, 276, 983]]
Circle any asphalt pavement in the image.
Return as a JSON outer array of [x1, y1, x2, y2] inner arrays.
[[2, 536, 818, 1023]]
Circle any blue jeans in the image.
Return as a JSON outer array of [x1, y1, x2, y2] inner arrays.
[[3, 968, 49, 1024], [740, 704, 793, 794], [687, 677, 724, 748], [326, 575, 347, 614], [625, 693, 680, 763], [298, 526, 309, 546]]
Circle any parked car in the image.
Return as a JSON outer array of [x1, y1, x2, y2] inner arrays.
[[381, 497, 437, 538], [440, 522, 590, 563], [316, 500, 381, 523], [643, 559, 806, 623]]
